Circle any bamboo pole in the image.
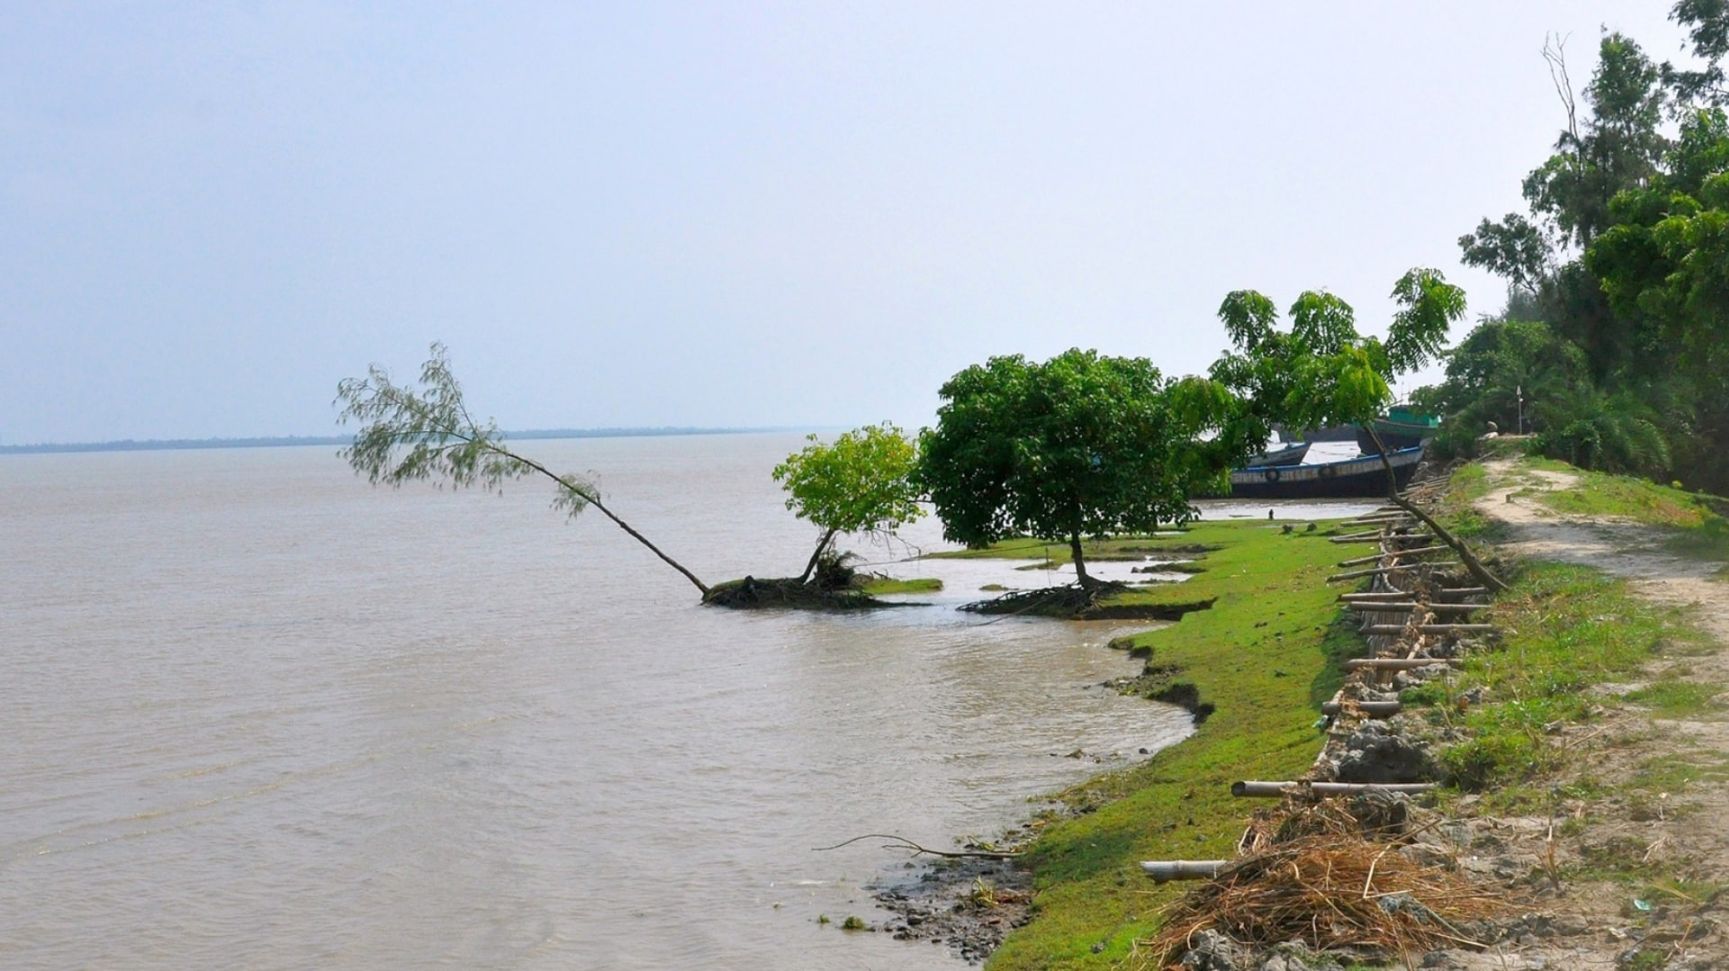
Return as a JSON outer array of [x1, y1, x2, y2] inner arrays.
[[1361, 623, 1496, 635], [1231, 781, 1436, 797], [1337, 545, 1453, 567], [1344, 601, 1487, 612], [1343, 657, 1462, 670], [1339, 591, 1415, 602], [1319, 699, 1403, 716], [1140, 860, 1227, 882], [1328, 561, 1460, 582]]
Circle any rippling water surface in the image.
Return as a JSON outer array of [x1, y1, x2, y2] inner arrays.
[[3, 433, 1267, 969]]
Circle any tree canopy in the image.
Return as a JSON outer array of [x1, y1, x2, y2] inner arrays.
[[1434, 11, 1729, 491], [772, 423, 923, 582], [1206, 269, 1466, 444], [916, 348, 1218, 589]]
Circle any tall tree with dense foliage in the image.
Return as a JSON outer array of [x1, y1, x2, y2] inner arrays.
[[772, 423, 923, 583], [1436, 17, 1729, 490], [336, 344, 711, 596], [916, 349, 1215, 591]]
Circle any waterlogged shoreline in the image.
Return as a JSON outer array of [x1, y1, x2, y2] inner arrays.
[[911, 518, 1365, 968], [824, 518, 1364, 966]]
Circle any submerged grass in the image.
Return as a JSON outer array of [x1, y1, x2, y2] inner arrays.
[[854, 576, 943, 595], [981, 519, 1365, 969]]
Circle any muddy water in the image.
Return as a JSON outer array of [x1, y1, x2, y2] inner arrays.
[[1, 433, 1248, 970]]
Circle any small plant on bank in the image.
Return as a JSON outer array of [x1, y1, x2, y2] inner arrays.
[[840, 915, 866, 931]]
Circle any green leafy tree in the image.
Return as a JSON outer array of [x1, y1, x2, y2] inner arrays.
[[1665, 0, 1729, 105], [1412, 318, 1589, 455], [1208, 270, 1465, 443], [772, 423, 923, 584], [1460, 33, 1669, 374], [1208, 270, 1504, 591], [1584, 106, 1729, 485], [916, 349, 1216, 591], [335, 343, 710, 596]]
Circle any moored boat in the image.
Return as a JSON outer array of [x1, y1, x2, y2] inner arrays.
[[1244, 441, 1310, 467], [1356, 407, 1440, 454], [1228, 446, 1424, 500]]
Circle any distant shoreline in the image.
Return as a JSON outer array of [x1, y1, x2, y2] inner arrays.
[[0, 426, 806, 457]]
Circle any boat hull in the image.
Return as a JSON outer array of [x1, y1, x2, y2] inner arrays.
[[1245, 442, 1310, 467], [1229, 447, 1423, 500], [1356, 419, 1437, 454]]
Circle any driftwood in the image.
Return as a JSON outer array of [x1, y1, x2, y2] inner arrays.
[[812, 833, 1020, 860], [1231, 781, 1436, 797], [1141, 860, 1226, 882]]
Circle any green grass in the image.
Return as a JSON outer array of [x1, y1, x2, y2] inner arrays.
[[1439, 563, 1696, 789], [1623, 679, 1722, 718], [1629, 752, 1729, 793], [1432, 462, 1501, 540], [853, 576, 943, 595], [1526, 461, 1715, 528], [983, 519, 1365, 969]]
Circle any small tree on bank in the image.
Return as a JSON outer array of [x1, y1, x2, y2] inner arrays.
[[916, 349, 1217, 591], [772, 423, 923, 584], [335, 343, 711, 596]]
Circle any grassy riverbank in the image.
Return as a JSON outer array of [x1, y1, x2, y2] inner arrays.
[[969, 518, 1367, 968]]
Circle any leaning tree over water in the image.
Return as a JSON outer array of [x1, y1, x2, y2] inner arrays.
[[335, 343, 712, 596]]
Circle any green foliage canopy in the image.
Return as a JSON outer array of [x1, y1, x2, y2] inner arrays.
[[916, 349, 1220, 587], [773, 423, 923, 540], [1207, 269, 1467, 449]]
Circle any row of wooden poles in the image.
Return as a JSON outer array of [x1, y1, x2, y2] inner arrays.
[[1141, 471, 1493, 883]]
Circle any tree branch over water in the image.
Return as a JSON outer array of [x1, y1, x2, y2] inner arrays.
[[335, 343, 710, 596]]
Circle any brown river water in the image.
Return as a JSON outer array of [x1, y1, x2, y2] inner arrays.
[[0, 433, 1373, 969]]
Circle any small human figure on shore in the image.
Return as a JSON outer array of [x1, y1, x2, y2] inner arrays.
[[1267, 509, 1275, 521]]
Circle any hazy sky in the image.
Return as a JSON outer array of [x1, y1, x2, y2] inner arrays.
[[0, 2, 1691, 444]]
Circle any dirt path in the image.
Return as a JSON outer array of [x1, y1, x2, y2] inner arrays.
[[1437, 460, 1729, 970], [1479, 458, 1729, 644]]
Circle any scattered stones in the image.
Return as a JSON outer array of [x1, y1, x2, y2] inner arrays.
[[1333, 722, 1437, 784]]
